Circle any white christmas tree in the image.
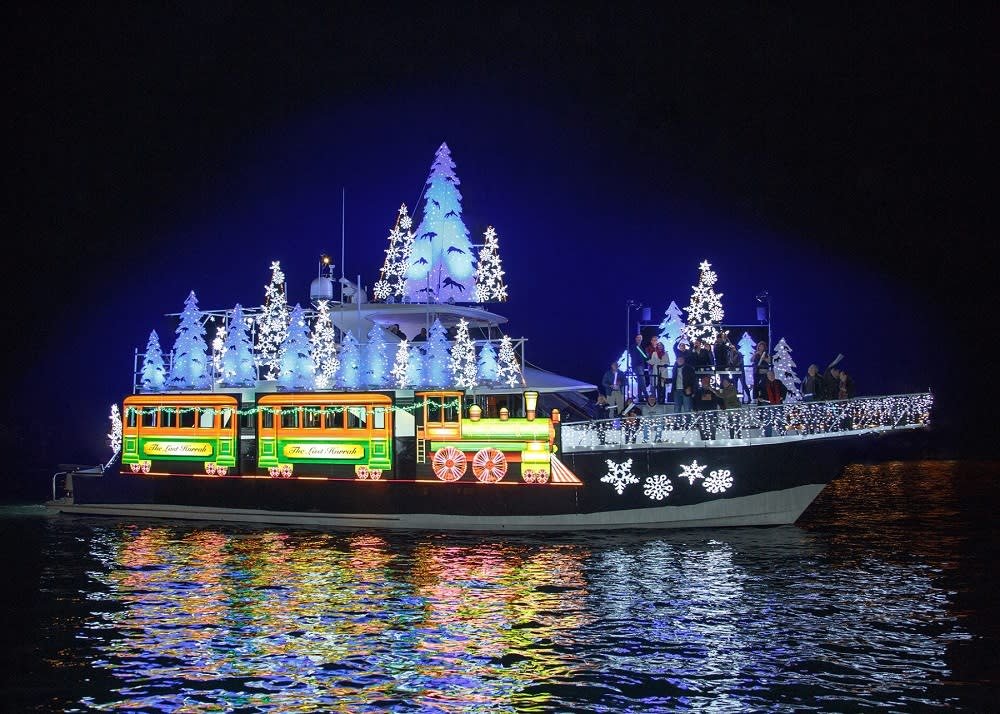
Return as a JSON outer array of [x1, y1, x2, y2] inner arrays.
[[405, 142, 475, 302], [373, 204, 416, 301], [682, 260, 724, 344], [449, 319, 478, 389], [140, 330, 166, 392], [257, 261, 289, 380], [211, 321, 227, 384], [477, 340, 499, 383], [424, 318, 451, 387], [473, 226, 508, 303], [391, 340, 411, 388], [407, 343, 425, 387], [497, 335, 523, 388], [220, 304, 257, 387], [311, 300, 339, 389], [364, 324, 390, 387], [658, 301, 686, 351], [278, 304, 315, 391], [168, 291, 212, 389], [337, 330, 362, 389], [772, 337, 802, 401]]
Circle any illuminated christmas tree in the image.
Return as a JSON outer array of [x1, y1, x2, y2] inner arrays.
[[337, 331, 362, 389], [657, 301, 685, 351], [140, 330, 166, 392], [220, 304, 257, 387], [449, 319, 477, 389], [683, 260, 724, 344], [256, 261, 289, 380], [497, 335, 522, 388], [424, 318, 451, 386], [168, 290, 212, 389], [310, 300, 339, 389], [391, 340, 411, 388], [474, 226, 508, 302], [407, 343, 425, 386], [373, 204, 415, 301], [364, 324, 389, 387], [405, 143, 475, 302], [772, 337, 802, 401], [278, 304, 315, 390], [477, 340, 499, 383]]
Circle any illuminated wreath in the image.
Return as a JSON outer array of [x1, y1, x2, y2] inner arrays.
[[472, 448, 508, 483], [432, 447, 467, 482]]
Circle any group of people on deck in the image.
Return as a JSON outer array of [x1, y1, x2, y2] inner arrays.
[[599, 332, 855, 419]]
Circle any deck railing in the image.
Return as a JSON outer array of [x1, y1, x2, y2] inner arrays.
[[560, 393, 933, 451]]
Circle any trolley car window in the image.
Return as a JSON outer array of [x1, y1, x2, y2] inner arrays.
[[179, 408, 196, 428], [323, 407, 342, 429], [261, 408, 274, 429], [221, 408, 233, 430], [199, 407, 215, 428], [302, 407, 321, 429], [126, 407, 137, 428], [160, 407, 177, 428], [280, 408, 299, 429], [140, 407, 156, 428], [373, 407, 386, 430], [347, 406, 367, 429]]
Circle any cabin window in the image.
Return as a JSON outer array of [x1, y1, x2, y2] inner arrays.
[[373, 407, 386, 430], [221, 408, 233, 430], [280, 407, 299, 429], [160, 407, 177, 428], [140, 407, 156, 428], [199, 407, 215, 428], [302, 407, 321, 429], [240, 411, 254, 429], [323, 407, 342, 429], [261, 408, 274, 429], [179, 408, 196, 428], [346, 406, 367, 429], [443, 399, 459, 423], [126, 407, 138, 428]]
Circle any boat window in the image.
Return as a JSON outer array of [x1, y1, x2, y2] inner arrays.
[[199, 407, 215, 428], [302, 407, 321, 429], [221, 408, 233, 430], [280, 407, 299, 429], [126, 406, 138, 428], [347, 406, 367, 429], [373, 407, 386, 430], [160, 407, 177, 428], [179, 408, 196, 428], [323, 407, 342, 429], [140, 407, 156, 428], [261, 408, 274, 429]]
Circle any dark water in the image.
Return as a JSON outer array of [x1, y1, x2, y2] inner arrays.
[[1, 461, 997, 712]]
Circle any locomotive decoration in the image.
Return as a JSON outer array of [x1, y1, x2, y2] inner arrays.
[[120, 389, 578, 485]]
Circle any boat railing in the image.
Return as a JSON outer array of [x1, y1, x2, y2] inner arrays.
[[560, 392, 933, 451]]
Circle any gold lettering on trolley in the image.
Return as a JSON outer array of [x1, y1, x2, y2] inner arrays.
[[283, 443, 364, 459], [144, 441, 213, 457]]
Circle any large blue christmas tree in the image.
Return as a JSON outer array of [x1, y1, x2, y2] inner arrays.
[[168, 291, 212, 389], [405, 143, 475, 302]]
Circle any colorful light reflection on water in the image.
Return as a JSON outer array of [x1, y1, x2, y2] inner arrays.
[[10, 461, 997, 711]]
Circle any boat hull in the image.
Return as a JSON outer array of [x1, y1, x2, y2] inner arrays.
[[52, 437, 852, 531]]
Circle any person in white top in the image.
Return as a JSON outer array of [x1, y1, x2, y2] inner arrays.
[[646, 335, 671, 403]]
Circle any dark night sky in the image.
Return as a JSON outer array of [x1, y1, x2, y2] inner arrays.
[[4, 5, 996, 485]]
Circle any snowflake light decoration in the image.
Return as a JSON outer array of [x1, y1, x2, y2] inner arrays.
[[704, 469, 733, 494], [678, 459, 707, 485], [601, 458, 639, 495], [105, 404, 122, 470], [643, 474, 674, 501]]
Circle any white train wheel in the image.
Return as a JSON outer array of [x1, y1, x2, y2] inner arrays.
[[472, 448, 508, 483], [432, 447, 467, 482]]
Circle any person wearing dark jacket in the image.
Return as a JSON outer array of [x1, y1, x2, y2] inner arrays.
[[712, 332, 730, 372], [628, 334, 650, 400], [670, 354, 696, 413], [801, 364, 825, 401]]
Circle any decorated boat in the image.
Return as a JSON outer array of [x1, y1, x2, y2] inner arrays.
[[46, 143, 933, 530]]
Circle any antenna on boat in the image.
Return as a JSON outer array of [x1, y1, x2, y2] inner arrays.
[[340, 187, 346, 304]]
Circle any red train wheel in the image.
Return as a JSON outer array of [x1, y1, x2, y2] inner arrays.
[[432, 447, 467, 482], [472, 448, 507, 483]]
